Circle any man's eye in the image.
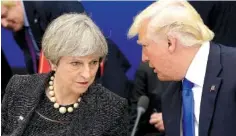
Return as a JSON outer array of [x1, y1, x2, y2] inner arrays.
[[143, 44, 147, 47]]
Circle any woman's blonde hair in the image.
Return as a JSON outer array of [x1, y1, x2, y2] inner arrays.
[[42, 13, 108, 64]]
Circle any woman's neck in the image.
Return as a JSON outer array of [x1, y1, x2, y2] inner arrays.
[[49, 79, 81, 105]]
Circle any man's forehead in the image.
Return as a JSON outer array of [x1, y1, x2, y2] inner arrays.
[[137, 35, 147, 46], [137, 31, 150, 46], [137, 18, 152, 45]]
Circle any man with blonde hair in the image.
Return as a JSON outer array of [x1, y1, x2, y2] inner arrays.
[[128, 0, 236, 136]]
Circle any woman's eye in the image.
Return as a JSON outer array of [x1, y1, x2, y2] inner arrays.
[[91, 61, 98, 65], [71, 62, 81, 66]]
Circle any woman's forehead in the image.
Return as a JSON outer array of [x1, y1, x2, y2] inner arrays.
[[63, 55, 100, 61]]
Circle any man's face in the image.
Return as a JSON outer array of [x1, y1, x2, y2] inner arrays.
[[138, 23, 180, 81], [1, 1, 24, 32]]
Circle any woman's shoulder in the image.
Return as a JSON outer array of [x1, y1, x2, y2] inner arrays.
[[5, 73, 48, 95], [89, 83, 128, 106]]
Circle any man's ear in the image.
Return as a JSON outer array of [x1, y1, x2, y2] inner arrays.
[[167, 34, 177, 54]]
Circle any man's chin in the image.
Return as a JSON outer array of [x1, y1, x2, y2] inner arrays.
[[13, 27, 23, 32], [12, 25, 24, 32], [157, 74, 170, 81]]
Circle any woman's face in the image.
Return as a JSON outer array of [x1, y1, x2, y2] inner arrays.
[[52, 55, 100, 95]]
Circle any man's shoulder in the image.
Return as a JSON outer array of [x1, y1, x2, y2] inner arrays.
[[24, 1, 84, 11], [218, 44, 236, 66], [219, 44, 236, 56], [33, 1, 84, 15], [210, 42, 236, 63], [211, 43, 236, 81], [24, 1, 84, 21]]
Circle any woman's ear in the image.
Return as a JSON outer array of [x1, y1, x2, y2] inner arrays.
[[49, 61, 57, 71]]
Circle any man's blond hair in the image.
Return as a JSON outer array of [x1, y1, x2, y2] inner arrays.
[[128, 0, 214, 46]]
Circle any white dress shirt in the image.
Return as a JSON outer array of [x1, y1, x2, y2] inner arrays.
[[181, 41, 210, 136]]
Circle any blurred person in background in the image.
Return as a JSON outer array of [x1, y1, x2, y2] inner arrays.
[[1, 1, 131, 99], [129, 62, 169, 136], [2, 13, 128, 136], [128, 0, 236, 136], [190, 1, 236, 47]]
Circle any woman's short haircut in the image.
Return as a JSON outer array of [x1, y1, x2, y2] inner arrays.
[[42, 13, 108, 64]]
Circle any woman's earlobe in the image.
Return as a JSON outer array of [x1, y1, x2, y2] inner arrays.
[[49, 61, 57, 71], [51, 65, 57, 71]]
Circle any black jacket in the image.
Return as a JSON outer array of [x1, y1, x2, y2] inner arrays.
[[2, 73, 129, 136]]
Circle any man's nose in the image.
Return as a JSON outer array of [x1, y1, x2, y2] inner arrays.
[[142, 52, 149, 62]]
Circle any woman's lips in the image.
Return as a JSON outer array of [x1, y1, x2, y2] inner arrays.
[[77, 82, 89, 85]]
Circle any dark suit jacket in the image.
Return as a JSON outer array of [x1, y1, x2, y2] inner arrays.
[[129, 62, 169, 136], [162, 42, 236, 136], [190, 1, 236, 47], [101, 38, 131, 98], [1, 51, 13, 99], [1, 73, 129, 136], [12, 1, 131, 98]]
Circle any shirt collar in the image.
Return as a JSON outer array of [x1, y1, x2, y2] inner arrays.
[[185, 41, 210, 87]]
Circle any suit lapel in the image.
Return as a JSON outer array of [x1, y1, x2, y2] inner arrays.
[[13, 74, 50, 136], [162, 81, 182, 136], [199, 43, 222, 136]]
